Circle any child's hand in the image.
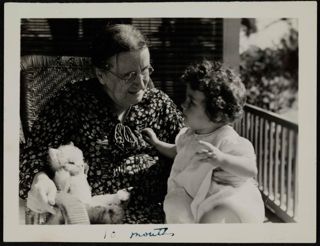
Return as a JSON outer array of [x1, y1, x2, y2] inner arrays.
[[196, 140, 225, 165], [141, 128, 159, 146]]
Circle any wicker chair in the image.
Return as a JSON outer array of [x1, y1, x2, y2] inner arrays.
[[20, 55, 96, 142], [20, 55, 96, 224]]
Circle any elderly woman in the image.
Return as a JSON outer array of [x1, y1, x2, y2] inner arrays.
[[19, 24, 184, 224]]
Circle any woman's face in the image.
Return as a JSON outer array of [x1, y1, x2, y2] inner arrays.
[[97, 48, 151, 111], [181, 84, 216, 134]]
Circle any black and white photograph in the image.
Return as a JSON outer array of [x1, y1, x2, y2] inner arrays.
[[3, 1, 317, 243]]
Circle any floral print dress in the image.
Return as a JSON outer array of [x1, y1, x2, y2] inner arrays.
[[19, 78, 184, 224]]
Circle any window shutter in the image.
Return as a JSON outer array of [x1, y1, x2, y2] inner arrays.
[[131, 18, 223, 105]]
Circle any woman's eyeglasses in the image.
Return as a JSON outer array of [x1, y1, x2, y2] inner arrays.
[[106, 66, 154, 85]]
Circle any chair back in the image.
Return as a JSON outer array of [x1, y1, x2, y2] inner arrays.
[[20, 55, 95, 141]]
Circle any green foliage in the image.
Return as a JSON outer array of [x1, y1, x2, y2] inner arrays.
[[240, 26, 298, 113]]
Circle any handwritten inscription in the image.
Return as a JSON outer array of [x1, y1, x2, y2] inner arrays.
[[129, 227, 175, 239]]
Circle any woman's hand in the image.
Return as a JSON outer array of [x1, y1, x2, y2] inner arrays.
[[196, 140, 225, 166], [26, 172, 57, 214], [141, 128, 159, 146]]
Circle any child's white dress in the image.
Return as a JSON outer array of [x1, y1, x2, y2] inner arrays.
[[164, 125, 265, 223]]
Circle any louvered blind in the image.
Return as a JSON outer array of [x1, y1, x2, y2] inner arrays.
[[21, 18, 223, 106]]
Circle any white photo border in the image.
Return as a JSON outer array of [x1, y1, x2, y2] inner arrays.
[[3, 1, 317, 243]]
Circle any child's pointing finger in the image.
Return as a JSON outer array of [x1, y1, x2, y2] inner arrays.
[[198, 140, 216, 150], [196, 148, 209, 154]]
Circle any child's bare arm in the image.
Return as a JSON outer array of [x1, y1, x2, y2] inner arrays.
[[197, 140, 257, 178], [142, 128, 177, 159], [218, 152, 257, 178]]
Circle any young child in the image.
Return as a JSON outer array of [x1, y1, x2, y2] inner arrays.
[[142, 60, 264, 223]]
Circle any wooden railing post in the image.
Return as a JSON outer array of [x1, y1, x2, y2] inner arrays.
[[238, 104, 298, 222]]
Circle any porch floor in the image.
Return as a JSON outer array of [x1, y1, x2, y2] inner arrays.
[[264, 208, 284, 223]]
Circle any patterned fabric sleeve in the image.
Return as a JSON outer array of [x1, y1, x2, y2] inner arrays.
[[19, 88, 78, 199]]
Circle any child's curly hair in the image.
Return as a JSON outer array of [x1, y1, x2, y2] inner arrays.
[[181, 59, 246, 124]]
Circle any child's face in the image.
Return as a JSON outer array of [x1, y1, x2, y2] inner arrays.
[[181, 84, 216, 134]]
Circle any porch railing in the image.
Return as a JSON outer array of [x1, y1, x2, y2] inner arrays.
[[234, 104, 298, 222]]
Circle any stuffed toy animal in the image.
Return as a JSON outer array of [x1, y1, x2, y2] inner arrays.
[[87, 187, 132, 224], [46, 142, 132, 224], [48, 142, 92, 205]]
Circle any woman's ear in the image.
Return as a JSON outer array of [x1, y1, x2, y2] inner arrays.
[[95, 68, 104, 82]]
